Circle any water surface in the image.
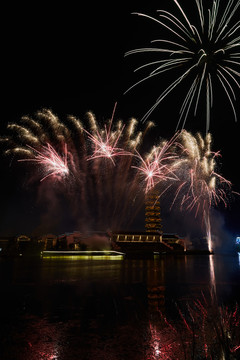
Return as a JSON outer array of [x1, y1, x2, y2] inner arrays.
[[0, 254, 239, 359]]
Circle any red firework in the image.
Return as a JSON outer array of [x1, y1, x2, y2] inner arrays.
[[19, 143, 69, 182]]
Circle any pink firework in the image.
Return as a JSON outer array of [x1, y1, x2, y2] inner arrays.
[[3, 108, 155, 231], [133, 134, 180, 194], [19, 143, 69, 182], [85, 103, 132, 164], [85, 126, 132, 164]]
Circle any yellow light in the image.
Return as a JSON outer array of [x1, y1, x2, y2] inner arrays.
[[41, 250, 125, 260], [41, 255, 124, 261]]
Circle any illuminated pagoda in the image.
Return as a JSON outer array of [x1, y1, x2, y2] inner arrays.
[[145, 188, 162, 233], [111, 188, 185, 257]]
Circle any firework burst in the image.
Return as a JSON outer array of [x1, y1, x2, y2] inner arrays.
[[171, 130, 232, 251], [1, 109, 235, 245], [133, 133, 180, 194], [18, 143, 69, 182], [125, 0, 240, 132], [174, 131, 231, 215], [84, 104, 133, 164], [1, 108, 154, 232]]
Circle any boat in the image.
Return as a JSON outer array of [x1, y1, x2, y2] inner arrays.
[[41, 250, 125, 259]]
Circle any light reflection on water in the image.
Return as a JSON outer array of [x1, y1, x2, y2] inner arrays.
[[0, 254, 239, 359], [209, 254, 216, 296]]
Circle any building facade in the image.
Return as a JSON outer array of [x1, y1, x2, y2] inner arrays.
[[111, 231, 185, 255]]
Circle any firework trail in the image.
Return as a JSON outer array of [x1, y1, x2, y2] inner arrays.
[[125, 0, 240, 132], [1, 110, 234, 243], [1, 108, 155, 232], [171, 130, 232, 251], [18, 143, 69, 182], [84, 103, 133, 164], [132, 133, 180, 194]]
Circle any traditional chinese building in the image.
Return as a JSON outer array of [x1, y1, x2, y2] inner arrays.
[[111, 231, 184, 256], [145, 188, 162, 233]]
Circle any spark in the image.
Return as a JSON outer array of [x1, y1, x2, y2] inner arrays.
[[1, 108, 154, 231], [1, 109, 236, 239], [18, 143, 69, 182], [84, 125, 132, 165], [176, 131, 231, 214], [125, 0, 240, 132], [5, 147, 32, 156], [171, 130, 232, 251], [84, 104, 134, 164], [133, 134, 180, 193]]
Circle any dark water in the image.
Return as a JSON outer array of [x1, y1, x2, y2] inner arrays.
[[0, 254, 240, 360]]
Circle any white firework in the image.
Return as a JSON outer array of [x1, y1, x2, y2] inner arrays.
[[125, 0, 240, 132]]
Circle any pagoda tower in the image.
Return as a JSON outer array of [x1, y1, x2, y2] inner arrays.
[[145, 188, 162, 233]]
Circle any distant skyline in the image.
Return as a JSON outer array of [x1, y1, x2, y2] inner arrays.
[[1, 1, 239, 240]]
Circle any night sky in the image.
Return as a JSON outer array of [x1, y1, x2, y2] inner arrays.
[[1, 1, 240, 240]]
